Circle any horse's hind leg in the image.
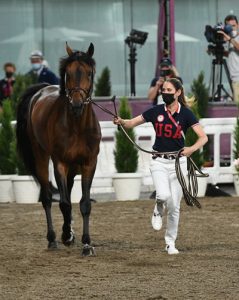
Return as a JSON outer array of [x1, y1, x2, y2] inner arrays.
[[39, 185, 58, 249], [54, 163, 75, 247], [36, 155, 57, 249]]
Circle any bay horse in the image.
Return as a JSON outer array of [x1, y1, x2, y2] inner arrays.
[[16, 43, 101, 256]]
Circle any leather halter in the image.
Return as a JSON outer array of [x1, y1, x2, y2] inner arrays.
[[65, 70, 94, 105], [65, 87, 92, 104]]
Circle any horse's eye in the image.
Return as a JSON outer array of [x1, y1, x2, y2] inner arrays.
[[88, 72, 92, 78]]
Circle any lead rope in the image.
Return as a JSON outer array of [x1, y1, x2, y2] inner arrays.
[[91, 96, 172, 155], [90, 96, 209, 208]]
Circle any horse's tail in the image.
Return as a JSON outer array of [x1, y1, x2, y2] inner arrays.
[[16, 83, 49, 180]]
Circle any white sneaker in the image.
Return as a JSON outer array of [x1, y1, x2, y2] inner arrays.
[[151, 201, 164, 231], [165, 244, 179, 255]]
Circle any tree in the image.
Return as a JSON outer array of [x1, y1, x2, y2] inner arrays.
[[185, 101, 204, 169], [190, 71, 209, 118], [11, 73, 37, 117], [0, 74, 37, 175], [190, 71, 210, 163], [114, 97, 138, 172], [0, 100, 16, 174], [233, 116, 239, 159], [94, 67, 111, 96]]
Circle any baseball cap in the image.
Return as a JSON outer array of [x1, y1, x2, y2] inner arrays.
[[160, 58, 172, 67], [30, 50, 43, 59]]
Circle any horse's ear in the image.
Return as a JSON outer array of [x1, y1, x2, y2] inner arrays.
[[87, 43, 94, 57], [66, 41, 73, 56]]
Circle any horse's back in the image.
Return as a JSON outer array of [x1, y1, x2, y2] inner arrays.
[[36, 85, 60, 100]]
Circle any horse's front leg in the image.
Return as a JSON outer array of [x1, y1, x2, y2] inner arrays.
[[54, 164, 75, 247], [80, 166, 96, 256]]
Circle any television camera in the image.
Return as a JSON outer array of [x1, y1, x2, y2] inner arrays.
[[204, 23, 232, 58], [204, 22, 233, 101]]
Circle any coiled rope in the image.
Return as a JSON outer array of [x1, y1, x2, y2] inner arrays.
[[175, 150, 209, 209]]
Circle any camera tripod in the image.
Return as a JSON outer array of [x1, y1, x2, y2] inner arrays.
[[210, 55, 233, 101]]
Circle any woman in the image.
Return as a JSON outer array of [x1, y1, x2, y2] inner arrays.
[[113, 78, 208, 255]]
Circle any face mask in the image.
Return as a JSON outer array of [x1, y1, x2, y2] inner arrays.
[[162, 93, 175, 105], [31, 63, 41, 70], [5, 71, 14, 78], [160, 69, 171, 77], [231, 30, 238, 38]]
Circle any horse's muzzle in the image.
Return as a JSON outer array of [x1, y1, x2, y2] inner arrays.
[[71, 102, 84, 115]]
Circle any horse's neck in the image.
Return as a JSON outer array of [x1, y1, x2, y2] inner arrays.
[[82, 104, 98, 125], [67, 104, 97, 127]]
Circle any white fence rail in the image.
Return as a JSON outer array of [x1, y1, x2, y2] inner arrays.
[[200, 117, 236, 184], [91, 118, 237, 193]]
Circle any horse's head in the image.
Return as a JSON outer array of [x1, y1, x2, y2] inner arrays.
[[59, 43, 95, 114]]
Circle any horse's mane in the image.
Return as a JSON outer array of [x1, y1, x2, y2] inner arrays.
[[59, 51, 95, 95]]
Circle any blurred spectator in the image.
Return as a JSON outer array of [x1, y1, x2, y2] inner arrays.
[[0, 62, 16, 107], [148, 58, 182, 105], [27, 50, 59, 85], [218, 15, 239, 103]]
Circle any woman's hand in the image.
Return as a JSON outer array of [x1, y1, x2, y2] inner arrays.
[[113, 115, 145, 128], [113, 117, 124, 126], [181, 146, 195, 157], [181, 124, 208, 157]]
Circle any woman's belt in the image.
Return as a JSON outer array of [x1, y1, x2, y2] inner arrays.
[[152, 151, 179, 160]]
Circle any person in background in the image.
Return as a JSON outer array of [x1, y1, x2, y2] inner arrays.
[[27, 50, 59, 85], [0, 62, 16, 108], [218, 14, 239, 103], [148, 58, 182, 106]]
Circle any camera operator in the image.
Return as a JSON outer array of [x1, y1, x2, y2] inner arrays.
[[218, 15, 239, 102], [148, 58, 182, 105]]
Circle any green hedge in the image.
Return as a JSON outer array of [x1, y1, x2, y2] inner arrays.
[[114, 97, 138, 173]]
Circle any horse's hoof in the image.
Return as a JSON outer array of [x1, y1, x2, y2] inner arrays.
[[48, 240, 58, 250], [62, 231, 75, 247], [82, 244, 96, 256]]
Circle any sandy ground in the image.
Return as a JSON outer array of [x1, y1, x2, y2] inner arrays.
[[0, 196, 239, 300]]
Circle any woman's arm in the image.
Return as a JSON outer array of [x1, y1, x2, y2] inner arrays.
[[181, 124, 208, 157], [113, 115, 145, 129]]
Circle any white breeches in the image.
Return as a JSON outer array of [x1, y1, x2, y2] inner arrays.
[[150, 156, 187, 246]]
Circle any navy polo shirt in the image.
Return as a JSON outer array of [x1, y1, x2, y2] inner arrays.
[[142, 103, 199, 152]]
